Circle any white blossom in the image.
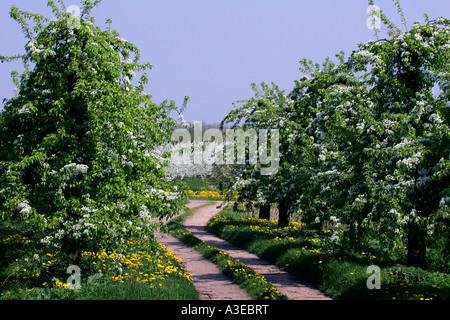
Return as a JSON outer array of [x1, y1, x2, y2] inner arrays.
[[60, 163, 89, 177], [18, 201, 32, 215]]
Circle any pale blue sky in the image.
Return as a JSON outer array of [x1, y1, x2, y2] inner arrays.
[[1, 1, 449, 123]]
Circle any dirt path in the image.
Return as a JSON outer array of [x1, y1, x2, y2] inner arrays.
[[157, 200, 331, 300], [183, 201, 332, 300], [155, 201, 251, 300]]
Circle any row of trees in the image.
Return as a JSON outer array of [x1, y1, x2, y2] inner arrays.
[[220, 7, 450, 268], [1, 0, 448, 271]]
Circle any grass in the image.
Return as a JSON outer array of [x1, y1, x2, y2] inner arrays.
[[166, 202, 288, 300], [185, 190, 229, 201], [207, 206, 450, 300], [0, 223, 199, 300], [181, 177, 217, 192], [171, 177, 235, 201]]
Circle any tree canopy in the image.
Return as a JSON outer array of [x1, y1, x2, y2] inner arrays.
[[222, 5, 450, 267], [0, 0, 185, 263]]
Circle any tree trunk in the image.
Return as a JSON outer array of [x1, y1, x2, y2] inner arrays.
[[278, 200, 290, 228], [67, 240, 83, 266], [259, 204, 270, 220], [407, 222, 427, 269]]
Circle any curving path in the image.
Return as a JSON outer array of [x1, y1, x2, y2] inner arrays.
[[155, 201, 251, 300], [156, 200, 331, 300]]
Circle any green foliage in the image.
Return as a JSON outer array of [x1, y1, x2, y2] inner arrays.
[[181, 177, 217, 192], [0, 0, 185, 264], [222, 1, 450, 267], [209, 207, 450, 300], [0, 227, 199, 300]]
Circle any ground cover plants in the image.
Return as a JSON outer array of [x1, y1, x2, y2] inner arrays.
[[0, 222, 198, 300], [186, 190, 228, 201], [207, 206, 450, 300], [166, 202, 288, 300], [174, 177, 234, 200]]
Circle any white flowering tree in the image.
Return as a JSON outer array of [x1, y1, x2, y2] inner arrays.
[[156, 141, 217, 181], [285, 53, 362, 227], [222, 82, 294, 226], [290, 11, 450, 267], [349, 15, 450, 268], [0, 0, 184, 264], [223, 2, 450, 267]]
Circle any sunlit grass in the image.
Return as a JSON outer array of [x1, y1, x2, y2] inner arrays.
[[0, 224, 199, 300], [186, 190, 228, 200], [167, 203, 287, 300], [207, 207, 450, 300]]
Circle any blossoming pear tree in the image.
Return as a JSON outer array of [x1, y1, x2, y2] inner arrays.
[[0, 0, 186, 264], [349, 14, 450, 268], [156, 140, 217, 181], [221, 82, 294, 226], [222, 1, 449, 268], [292, 11, 449, 268]]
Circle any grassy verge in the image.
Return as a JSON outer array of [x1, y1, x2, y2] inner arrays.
[[179, 177, 218, 192], [207, 206, 450, 301], [0, 223, 199, 300], [166, 202, 288, 300], [186, 190, 228, 201]]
